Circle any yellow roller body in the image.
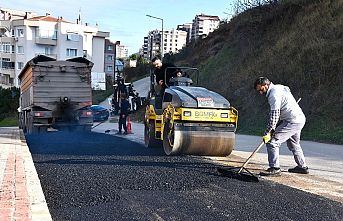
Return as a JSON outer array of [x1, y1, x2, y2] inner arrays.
[[144, 71, 238, 157], [161, 106, 238, 156]]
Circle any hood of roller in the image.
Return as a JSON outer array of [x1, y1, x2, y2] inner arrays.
[[169, 86, 230, 108]]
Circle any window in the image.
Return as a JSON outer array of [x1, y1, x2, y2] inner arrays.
[[1, 58, 14, 69], [107, 66, 113, 71], [67, 33, 79, 41], [17, 46, 24, 54], [17, 29, 24, 37], [17, 62, 24, 70], [45, 47, 52, 55], [107, 55, 113, 61], [108, 45, 113, 51], [3, 43, 11, 53], [66, 48, 77, 57]]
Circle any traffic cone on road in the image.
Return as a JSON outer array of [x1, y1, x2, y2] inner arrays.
[[127, 115, 132, 134]]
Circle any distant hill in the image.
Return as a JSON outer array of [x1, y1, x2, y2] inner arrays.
[[173, 0, 343, 144]]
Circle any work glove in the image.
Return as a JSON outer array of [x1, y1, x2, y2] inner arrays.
[[262, 133, 272, 144]]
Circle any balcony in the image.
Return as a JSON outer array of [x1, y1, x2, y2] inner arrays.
[[0, 52, 16, 60], [35, 29, 57, 45], [0, 36, 15, 44], [0, 68, 15, 79], [0, 20, 11, 31], [35, 37, 57, 45]]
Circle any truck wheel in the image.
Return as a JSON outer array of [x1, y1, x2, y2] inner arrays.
[[144, 121, 162, 148], [32, 126, 39, 134], [85, 125, 92, 132], [39, 126, 48, 133]]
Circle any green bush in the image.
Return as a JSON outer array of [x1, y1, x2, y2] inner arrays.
[[0, 87, 20, 123]]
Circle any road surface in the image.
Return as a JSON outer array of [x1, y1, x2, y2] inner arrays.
[[26, 129, 343, 221]]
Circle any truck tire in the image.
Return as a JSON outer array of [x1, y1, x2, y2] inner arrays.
[[144, 121, 162, 148], [39, 126, 48, 133]]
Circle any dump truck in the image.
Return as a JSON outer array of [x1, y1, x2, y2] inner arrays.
[[144, 67, 238, 156], [18, 55, 94, 134]]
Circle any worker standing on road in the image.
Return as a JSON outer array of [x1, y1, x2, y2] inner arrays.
[[254, 77, 309, 176], [117, 94, 130, 135]]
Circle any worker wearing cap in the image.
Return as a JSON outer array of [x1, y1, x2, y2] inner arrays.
[[254, 77, 309, 176]]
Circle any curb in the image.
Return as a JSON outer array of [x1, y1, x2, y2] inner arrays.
[[19, 129, 52, 221]]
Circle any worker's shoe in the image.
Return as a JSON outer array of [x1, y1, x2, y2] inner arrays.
[[259, 167, 281, 176], [288, 166, 309, 174]]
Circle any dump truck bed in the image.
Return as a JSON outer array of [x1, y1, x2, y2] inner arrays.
[[19, 59, 92, 111]]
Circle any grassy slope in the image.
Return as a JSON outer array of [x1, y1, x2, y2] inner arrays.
[[174, 0, 343, 144]]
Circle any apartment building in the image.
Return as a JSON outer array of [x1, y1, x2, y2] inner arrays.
[[163, 29, 187, 55], [177, 23, 192, 43], [0, 8, 109, 88], [142, 29, 187, 61], [142, 29, 161, 61], [104, 39, 124, 79], [117, 45, 128, 59], [191, 14, 220, 41]]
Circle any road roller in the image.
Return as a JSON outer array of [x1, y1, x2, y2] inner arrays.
[[144, 67, 238, 156]]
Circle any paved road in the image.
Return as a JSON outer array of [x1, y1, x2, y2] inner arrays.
[[24, 122, 343, 220], [93, 120, 343, 203]]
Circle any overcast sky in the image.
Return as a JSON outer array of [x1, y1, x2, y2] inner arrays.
[[1, 0, 236, 54]]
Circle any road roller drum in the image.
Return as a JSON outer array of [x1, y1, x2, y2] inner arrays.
[[145, 67, 238, 156]]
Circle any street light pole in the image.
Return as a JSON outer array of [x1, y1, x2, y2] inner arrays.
[[113, 40, 120, 82], [146, 14, 164, 59]]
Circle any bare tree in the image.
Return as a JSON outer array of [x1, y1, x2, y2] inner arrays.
[[234, 0, 278, 14]]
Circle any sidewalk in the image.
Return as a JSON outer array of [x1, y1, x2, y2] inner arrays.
[[0, 127, 51, 221]]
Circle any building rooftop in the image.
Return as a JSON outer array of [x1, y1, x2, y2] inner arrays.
[[28, 15, 71, 23]]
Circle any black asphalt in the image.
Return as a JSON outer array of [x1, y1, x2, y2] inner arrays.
[[26, 131, 343, 221]]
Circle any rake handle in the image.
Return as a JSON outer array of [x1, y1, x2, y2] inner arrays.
[[237, 141, 265, 173]]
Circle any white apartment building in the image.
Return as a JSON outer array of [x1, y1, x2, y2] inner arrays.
[[163, 29, 187, 55], [177, 23, 192, 43], [0, 8, 109, 88], [117, 45, 128, 58], [142, 29, 187, 60], [191, 14, 220, 41]]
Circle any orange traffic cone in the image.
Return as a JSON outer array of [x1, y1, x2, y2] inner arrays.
[[127, 115, 132, 134]]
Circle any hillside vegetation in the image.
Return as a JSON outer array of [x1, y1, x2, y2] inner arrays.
[[173, 0, 343, 144]]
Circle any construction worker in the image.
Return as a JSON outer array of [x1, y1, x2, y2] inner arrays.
[[151, 57, 181, 94], [254, 77, 309, 176], [117, 93, 130, 135]]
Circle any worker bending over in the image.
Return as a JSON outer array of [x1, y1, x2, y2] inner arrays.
[[254, 77, 309, 176]]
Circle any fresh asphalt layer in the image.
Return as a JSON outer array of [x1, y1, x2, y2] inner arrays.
[[26, 130, 343, 221]]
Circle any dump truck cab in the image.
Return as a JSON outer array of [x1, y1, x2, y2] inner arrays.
[[145, 67, 238, 156]]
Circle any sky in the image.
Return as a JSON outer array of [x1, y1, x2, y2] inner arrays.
[[1, 0, 236, 55]]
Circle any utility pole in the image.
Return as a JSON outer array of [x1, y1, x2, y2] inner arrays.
[[146, 14, 164, 59]]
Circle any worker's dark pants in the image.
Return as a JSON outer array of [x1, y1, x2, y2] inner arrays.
[[118, 114, 127, 133]]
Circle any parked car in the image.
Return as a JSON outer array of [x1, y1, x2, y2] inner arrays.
[[90, 105, 109, 122]]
